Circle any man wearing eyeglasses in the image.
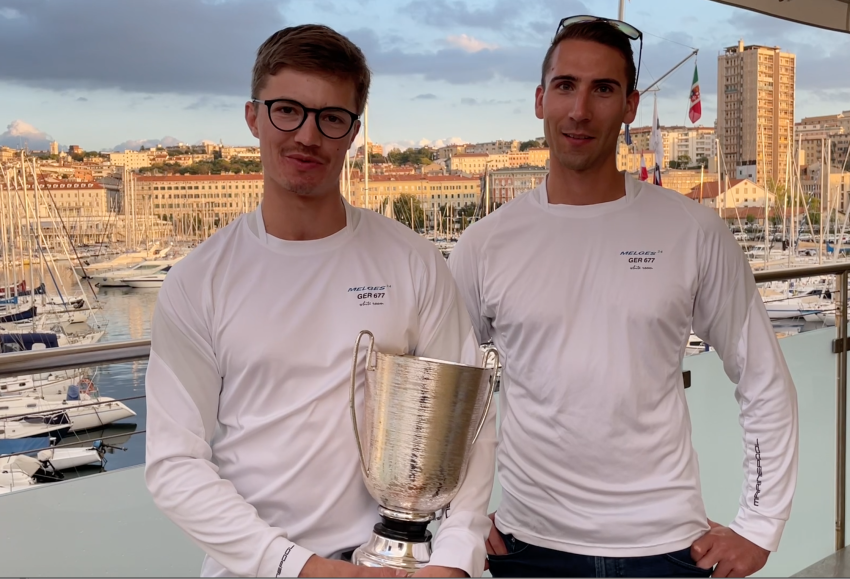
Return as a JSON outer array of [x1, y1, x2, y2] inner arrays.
[[144, 24, 495, 578], [449, 16, 798, 578]]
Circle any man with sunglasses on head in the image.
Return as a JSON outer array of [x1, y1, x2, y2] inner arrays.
[[144, 24, 495, 578], [449, 16, 798, 578]]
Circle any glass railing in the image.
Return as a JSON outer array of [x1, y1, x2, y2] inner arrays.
[[1, 263, 849, 576]]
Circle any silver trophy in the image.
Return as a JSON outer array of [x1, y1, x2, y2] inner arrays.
[[349, 330, 499, 572]]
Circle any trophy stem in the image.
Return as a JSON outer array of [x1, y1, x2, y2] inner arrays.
[[351, 515, 433, 571], [374, 515, 432, 543]]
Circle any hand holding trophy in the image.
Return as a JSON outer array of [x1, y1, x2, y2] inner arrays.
[[348, 330, 499, 574]]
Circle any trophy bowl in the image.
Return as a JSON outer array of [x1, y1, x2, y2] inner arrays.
[[349, 330, 498, 571]]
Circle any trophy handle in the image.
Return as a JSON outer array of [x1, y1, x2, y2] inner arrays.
[[350, 330, 376, 477], [471, 346, 500, 445]]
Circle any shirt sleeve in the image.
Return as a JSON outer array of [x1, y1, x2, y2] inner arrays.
[[447, 227, 493, 345], [413, 245, 497, 578], [144, 272, 314, 577], [691, 219, 799, 552]]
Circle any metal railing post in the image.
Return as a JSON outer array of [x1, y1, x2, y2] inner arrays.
[[838, 271, 848, 551]]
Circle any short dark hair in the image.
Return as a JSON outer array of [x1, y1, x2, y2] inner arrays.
[[540, 22, 636, 93], [251, 24, 371, 114]]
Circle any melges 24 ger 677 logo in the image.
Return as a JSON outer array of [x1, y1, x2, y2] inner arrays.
[[348, 285, 391, 307], [620, 250, 663, 270]]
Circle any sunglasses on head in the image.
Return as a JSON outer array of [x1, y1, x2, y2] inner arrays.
[[555, 15, 643, 92]]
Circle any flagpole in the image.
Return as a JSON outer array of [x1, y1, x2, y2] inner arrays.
[[640, 49, 698, 96], [618, 0, 625, 19]]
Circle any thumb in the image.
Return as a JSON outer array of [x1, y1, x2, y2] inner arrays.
[[707, 518, 721, 529]]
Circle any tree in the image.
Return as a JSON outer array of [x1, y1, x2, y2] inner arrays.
[[695, 156, 709, 168], [386, 147, 433, 166], [746, 214, 755, 224], [519, 140, 539, 152], [379, 193, 425, 229], [677, 154, 691, 167]]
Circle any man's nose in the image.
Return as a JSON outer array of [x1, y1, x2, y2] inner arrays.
[[294, 113, 322, 147], [569, 90, 592, 123]]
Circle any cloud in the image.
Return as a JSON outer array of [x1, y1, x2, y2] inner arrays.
[[403, 0, 521, 31], [412, 93, 438, 100], [382, 136, 465, 151], [185, 96, 238, 111], [446, 34, 497, 53], [0, 120, 54, 150], [111, 136, 182, 152], [76, 96, 88, 102], [401, 0, 586, 39], [0, 0, 288, 97], [460, 97, 517, 106]]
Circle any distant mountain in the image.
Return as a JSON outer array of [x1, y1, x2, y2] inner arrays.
[[0, 120, 56, 151], [111, 136, 182, 152]]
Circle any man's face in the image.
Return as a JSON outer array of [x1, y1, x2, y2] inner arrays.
[[245, 68, 360, 198], [535, 39, 639, 173]]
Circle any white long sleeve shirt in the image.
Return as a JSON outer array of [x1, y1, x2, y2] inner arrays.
[[145, 200, 496, 577], [448, 176, 798, 557]]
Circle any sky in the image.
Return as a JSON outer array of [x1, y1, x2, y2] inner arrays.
[[0, 0, 848, 153]]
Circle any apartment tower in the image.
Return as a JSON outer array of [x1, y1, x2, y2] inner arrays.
[[717, 39, 795, 187]]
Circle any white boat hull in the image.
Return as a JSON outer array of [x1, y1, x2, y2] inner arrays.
[[37, 447, 103, 471], [124, 279, 164, 288], [1, 396, 136, 433]]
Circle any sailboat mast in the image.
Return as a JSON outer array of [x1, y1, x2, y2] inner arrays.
[[29, 160, 46, 304], [364, 103, 370, 211]]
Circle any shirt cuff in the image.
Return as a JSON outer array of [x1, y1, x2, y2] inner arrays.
[[257, 537, 314, 578], [429, 521, 487, 578], [729, 506, 787, 552]]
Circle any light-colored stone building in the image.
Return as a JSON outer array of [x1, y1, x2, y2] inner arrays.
[[485, 167, 548, 205], [135, 174, 264, 229], [717, 39, 795, 187], [106, 150, 153, 170], [346, 174, 480, 212]]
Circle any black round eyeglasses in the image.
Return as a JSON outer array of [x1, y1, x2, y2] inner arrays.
[[252, 98, 359, 139]]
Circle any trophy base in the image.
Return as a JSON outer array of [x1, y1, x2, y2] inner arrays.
[[352, 516, 433, 572]]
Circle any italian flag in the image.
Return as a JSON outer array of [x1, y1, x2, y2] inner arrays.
[[689, 63, 702, 124]]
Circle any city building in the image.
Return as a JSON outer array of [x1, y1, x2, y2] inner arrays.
[[660, 169, 709, 195], [617, 144, 656, 173], [436, 144, 467, 160], [49, 141, 59, 156], [68, 145, 83, 155], [485, 167, 548, 205], [0, 146, 17, 162], [801, 164, 850, 211], [134, 174, 264, 231], [447, 153, 490, 175], [716, 39, 796, 187], [345, 174, 480, 212], [466, 140, 519, 155], [447, 149, 550, 175], [355, 141, 384, 158], [685, 178, 775, 209], [796, 111, 850, 170], [106, 150, 153, 170], [618, 126, 716, 171]]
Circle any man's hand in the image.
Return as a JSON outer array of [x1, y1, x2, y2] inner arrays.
[[299, 555, 407, 577], [484, 512, 507, 571], [412, 565, 468, 577], [690, 520, 770, 577]]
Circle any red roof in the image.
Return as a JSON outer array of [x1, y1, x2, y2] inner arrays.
[[686, 179, 745, 200], [136, 174, 263, 182], [352, 174, 478, 183]]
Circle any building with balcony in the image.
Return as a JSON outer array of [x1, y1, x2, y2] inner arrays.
[[717, 39, 796, 187], [484, 167, 548, 205]]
